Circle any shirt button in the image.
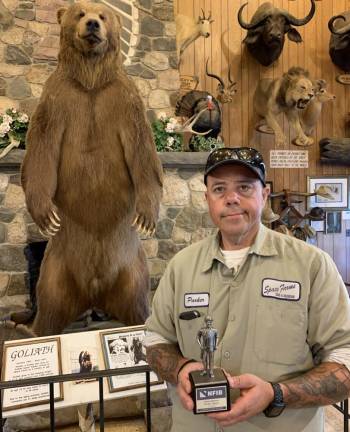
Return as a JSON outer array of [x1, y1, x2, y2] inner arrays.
[[224, 351, 230, 359], [229, 315, 236, 321]]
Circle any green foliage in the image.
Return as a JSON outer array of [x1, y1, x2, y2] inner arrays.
[[151, 114, 183, 152], [0, 108, 29, 149], [189, 135, 224, 152]]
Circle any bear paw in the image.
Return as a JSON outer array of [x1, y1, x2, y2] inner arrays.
[[132, 213, 155, 237], [32, 202, 61, 238]]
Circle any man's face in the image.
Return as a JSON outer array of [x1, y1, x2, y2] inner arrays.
[[205, 164, 268, 248]]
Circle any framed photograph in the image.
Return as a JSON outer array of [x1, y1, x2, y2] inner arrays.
[[310, 219, 325, 233], [326, 211, 342, 234], [307, 176, 349, 210], [1, 337, 63, 410], [100, 325, 163, 393], [69, 347, 99, 384]]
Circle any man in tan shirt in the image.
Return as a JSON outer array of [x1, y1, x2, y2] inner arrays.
[[145, 147, 350, 431]]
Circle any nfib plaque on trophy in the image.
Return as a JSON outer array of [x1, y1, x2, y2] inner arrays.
[[189, 316, 230, 414]]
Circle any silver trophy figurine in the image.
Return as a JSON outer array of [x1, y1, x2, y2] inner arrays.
[[189, 315, 230, 414], [197, 316, 217, 378]]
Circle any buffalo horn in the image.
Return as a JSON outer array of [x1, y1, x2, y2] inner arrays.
[[237, 2, 267, 30], [283, 0, 315, 26], [328, 15, 350, 35]]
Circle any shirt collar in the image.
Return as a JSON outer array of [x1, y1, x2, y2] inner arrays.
[[201, 224, 278, 273]]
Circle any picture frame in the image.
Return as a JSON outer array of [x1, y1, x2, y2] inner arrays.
[[310, 219, 325, 233], [326, 211, 342, 234], [1, 337, 63, 410], [69, 347, 99, 385], [100, 325, 163, 393], [307, 176, 349, 211]]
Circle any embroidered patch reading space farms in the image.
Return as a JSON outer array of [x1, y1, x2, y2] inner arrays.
[[261, 278, 301, 301]]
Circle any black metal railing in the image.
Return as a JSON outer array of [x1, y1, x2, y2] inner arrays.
[[333, 400, 349, 432], [1, 370, 348, 432], [0, 365, 152, 432]]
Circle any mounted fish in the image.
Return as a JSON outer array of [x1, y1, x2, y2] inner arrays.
[[176, 9, 214, 65], [237, 0, 316, 67], [329, 11, 350, 83]]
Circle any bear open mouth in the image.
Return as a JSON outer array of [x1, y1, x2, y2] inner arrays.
[[297, 99, 309, 109]]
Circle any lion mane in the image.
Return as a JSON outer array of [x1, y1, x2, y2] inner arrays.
[[277, 67, 314, 110]]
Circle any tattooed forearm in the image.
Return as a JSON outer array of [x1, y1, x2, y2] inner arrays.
[[146, 343, 187, 385], [281, 362, 350, 408]]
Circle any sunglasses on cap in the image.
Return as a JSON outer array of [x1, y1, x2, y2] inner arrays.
[[204, 147, 266, 186]]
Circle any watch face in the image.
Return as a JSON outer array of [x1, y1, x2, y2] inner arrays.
[[264, 402, 285, 418]]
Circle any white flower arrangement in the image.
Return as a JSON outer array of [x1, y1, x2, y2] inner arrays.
[[151, 112, 183, 152], [0, 108, 29, 158]]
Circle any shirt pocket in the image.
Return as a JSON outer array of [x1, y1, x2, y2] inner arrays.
[[253, 300, 308, 365], [177, 316, 204, 360]]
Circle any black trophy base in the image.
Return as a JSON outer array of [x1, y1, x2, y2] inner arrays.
[[189, 369, 230, 414]]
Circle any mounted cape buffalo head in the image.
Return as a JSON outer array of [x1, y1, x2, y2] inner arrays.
[[237, 0, 316, 67], [329, 11, 350, 72]]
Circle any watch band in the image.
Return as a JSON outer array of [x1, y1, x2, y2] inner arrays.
[[271, 382, 284, 404], [263, 382, 286, 418]]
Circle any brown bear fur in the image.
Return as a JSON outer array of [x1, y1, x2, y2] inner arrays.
[[21, 2, 163, 336]]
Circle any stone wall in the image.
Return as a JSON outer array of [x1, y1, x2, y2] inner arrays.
[[0, 151, 214, 316], [0, 0, 179, 119]]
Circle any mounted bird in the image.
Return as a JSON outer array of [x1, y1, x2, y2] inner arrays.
[[175, 60, 236, 143]]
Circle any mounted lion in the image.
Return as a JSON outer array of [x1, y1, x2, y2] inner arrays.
[[254, 67, 315, 147]]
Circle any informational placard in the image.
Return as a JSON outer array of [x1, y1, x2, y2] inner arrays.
[[270, 150, 308, 168], [100, 325, 162, 393], [180, 75, 199, 92], [1, 337, 63, 410]]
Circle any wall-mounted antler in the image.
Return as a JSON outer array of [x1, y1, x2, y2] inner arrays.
[[174, 108, 213, 136]]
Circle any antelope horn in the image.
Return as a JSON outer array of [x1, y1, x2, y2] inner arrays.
[[237, 3, 267, 30], [283, 0, 315, 27], [205, 58, 225, 88], [200, 8, 205, 19], [328, 15, 350, 35], [228, 65, 237, 88]]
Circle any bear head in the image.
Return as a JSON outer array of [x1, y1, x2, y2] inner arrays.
[[57, 2, 121, 58]]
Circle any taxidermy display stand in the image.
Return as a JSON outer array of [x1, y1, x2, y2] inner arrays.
[[270, 189, 326, 241]]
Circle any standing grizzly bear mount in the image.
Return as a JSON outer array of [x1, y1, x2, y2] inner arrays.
[[21, 2, 163, 336]]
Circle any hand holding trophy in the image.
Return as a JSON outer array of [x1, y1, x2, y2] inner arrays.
[[189, 316, 230, 414]]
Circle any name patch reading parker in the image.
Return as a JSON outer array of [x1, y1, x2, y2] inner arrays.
[[262, 278, 301, 301], [184, 293, 209, 308]]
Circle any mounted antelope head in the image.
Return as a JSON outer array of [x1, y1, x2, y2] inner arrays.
[[205, 59, 237, 104]]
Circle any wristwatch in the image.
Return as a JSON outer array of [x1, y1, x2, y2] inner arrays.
[[263, 383, 286, 418]]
